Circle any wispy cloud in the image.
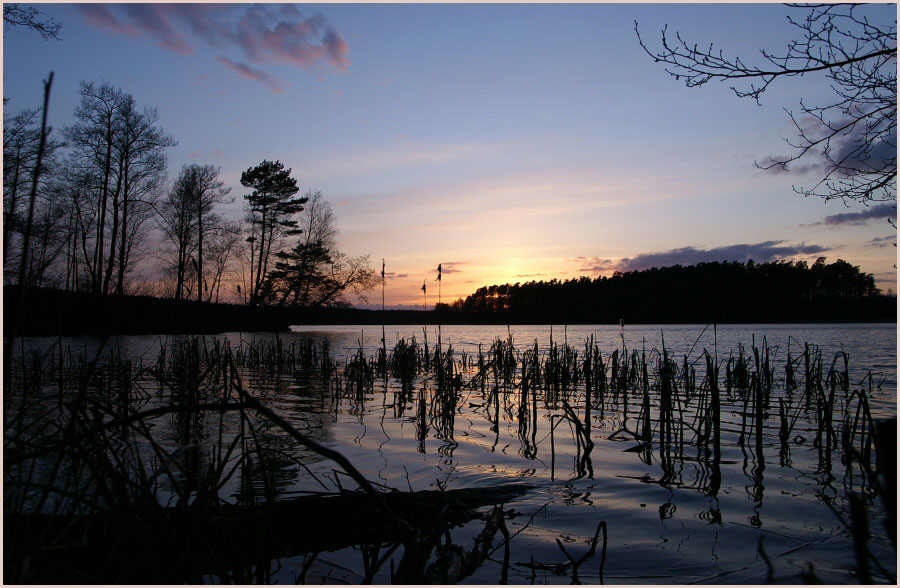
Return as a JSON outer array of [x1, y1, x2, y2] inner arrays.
[[217, 56, 285, 93], [122, 3, 193, 54], [333, 164, 710, 239], [759, 156, 822, 176], [303, 141, 508, 179], [573, 256, 617, 273], [810, 203, 898, 227], [77, 4, 349, 92], [188, 147, 229, 161], [761, 113, 895, 178], [865, 235, 897, 249], [79, 4, 133, 36], [618, 241, 829, 271], [440, 261, 469, 274], [574, 241, 830, 275]]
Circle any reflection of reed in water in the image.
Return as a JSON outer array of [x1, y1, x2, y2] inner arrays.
[[6, 328, 894, 583]]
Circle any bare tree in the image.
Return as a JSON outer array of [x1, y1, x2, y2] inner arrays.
[[19, 175, 70, 288], [191, 164, 232, 303], [636, 4, 896, 204], [3, 105, 64, 284], [109, 98, 175, 294], [316, 252, 379, 307], [268, 191, 377, 307], [64, 81, 174, 295], [62, 167, 101, 291], [158, 164, 231, 301], [205, 220, 242, 303], [3, 4, 61, 40], [158, 169, 198, 300], [270, 190, 335, 306], [4, 108, 41, 270], [64, 82, 127, 293]]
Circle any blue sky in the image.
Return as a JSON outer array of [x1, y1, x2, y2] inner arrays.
[[4, 3, 896, 305]]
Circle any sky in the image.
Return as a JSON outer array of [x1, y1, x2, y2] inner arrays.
[[4, 3, 897, 307]]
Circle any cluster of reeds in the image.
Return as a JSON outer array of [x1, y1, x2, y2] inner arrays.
[[429, 344, 461, 442], [344, 340, 376, 402], [389, 337, 422, 381], [330, 328, 890, 503], [354, 331, 882, 503], [5, 336, 369, 583], [8, 335, 555, 584], [5, 329, 893, 583], [489, 335, 518, 388], [229, 335, 335, 381]]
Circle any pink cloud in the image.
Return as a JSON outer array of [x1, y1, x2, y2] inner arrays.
[[188, 149, 202, 159], [573, 256, 617, 273], [121, 4, 193, 54], [322, 29, 350, 70], [217, 56, 285, 94], [77, 4, 133, 35], [78, 4, 350, 93], [440, 261, 469, 274]]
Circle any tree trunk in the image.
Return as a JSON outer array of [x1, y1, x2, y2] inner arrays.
[[93, 129, 114, 295], [197, 213, 203, 304], [103, 165, 123, 296], [251, 208, 267, 306], [3, 153, 22, 266], [115, 179, 129, 295]]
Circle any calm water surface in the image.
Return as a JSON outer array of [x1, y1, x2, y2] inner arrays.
[[8, 323, 897, 583]]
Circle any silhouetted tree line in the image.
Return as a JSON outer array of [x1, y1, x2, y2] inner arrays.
[[446, 259, 894, 323], [7, 254, 893, 335], [4, 80, 375, 309], [4, 286, 507, 335]]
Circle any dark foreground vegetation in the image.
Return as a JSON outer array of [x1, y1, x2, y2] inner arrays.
[[5, 337, 566, 583], [5, 331, 895, 583], [7, 486, 529, 583]]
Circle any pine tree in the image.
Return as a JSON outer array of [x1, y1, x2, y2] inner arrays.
[[240, 160, 306, 305]]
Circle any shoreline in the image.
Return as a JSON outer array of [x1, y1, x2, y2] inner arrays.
[[5, 286, 896, 336]]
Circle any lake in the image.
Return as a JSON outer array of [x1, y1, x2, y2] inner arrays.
[[5, 323, 896, 583]]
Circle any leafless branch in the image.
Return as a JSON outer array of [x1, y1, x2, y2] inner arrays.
[[636, 4, 896, 203]]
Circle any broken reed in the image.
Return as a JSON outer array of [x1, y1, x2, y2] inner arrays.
[[8, 332, 883, 478], [6, 336, 541, 584], [5, 331, 889, 582], [354, 331, 883, 494], [6, 338, 292, 583], [395, 332, 880, 492]]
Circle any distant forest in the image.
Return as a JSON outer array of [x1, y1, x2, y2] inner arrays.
[[6, 257, 894, 336], [440, 258, 894, 323]]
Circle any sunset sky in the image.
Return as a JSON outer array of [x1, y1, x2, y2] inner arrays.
[[4, 3, 896, 307]]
